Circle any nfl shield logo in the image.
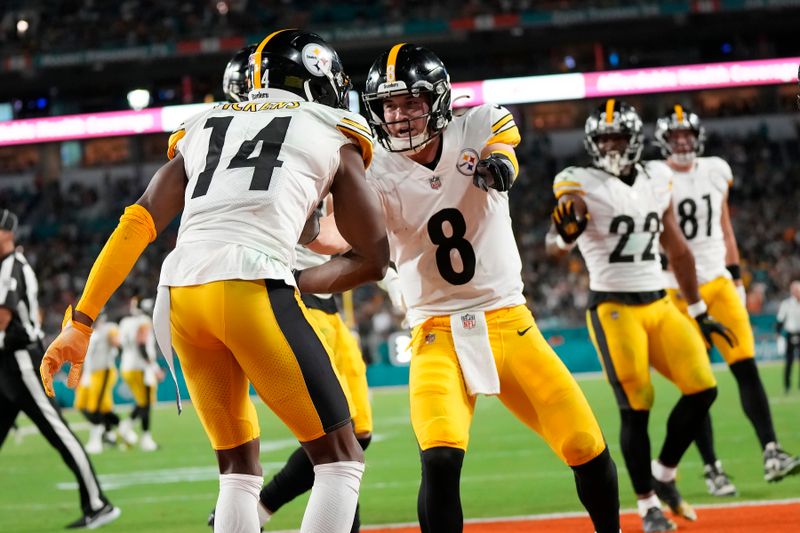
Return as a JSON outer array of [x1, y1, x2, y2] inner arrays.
[[461, 313, 476, 330], [429, 175, 441, 190]]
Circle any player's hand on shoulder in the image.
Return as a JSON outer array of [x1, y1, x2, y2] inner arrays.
[[473, 152, 515, 192], [40, 306, 93, 397], [551, 197, 589, 244]]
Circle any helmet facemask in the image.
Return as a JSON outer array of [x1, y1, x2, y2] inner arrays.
[[584, 101, 644, 177]]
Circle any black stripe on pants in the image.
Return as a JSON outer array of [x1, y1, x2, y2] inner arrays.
[[265, 279, 351, 435], [589, 309, 632, 410]]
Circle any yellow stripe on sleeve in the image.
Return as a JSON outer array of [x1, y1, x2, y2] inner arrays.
[[167, 129, 185, 160], [337, 125, 374, 168], [486, 125, 520, 147], [340, 117, 371, 135], [554, 180, 582, 189], [491, 114, 514, 132]]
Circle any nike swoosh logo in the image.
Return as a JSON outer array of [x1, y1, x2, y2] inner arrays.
[[517, 326, 532, 336]]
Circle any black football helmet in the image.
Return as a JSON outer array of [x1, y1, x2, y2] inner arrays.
[[246, 29, 351, 109], [584, 99, 644, 176], [362, 44, 452, 152], [223, 44, 256, 103], [654, 104, 706, 164]]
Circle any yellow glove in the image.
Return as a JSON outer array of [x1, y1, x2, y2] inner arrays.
[[40, 306, 92, 398]]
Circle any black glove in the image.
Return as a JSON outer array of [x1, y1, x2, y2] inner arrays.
[[473, 153, 515, 192], [694, 312, 738, 348], [298, 207, 322, 245], [551, 200, 588, 244]]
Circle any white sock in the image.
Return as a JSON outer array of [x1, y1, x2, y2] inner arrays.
[[637, 494, 661, 517], [300, 461, 364, 533], [651, 459, 677, 482], [257, 501, 272, 527], [214, 473, 263, 533]]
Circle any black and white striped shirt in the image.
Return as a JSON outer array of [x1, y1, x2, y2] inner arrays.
[[0, 250, 44, 352]]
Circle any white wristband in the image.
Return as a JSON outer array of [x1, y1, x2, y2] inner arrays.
[[555, 234, 572, 251], [687, 300, 708, 318]]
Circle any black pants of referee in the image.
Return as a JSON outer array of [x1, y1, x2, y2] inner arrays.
[[0, 343, 110, 516], [785, 333, 800, 393]]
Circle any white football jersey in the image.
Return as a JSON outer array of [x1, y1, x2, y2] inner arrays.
[[368, 104, 525, 326], [553, 161, 673, 293], [83, 321, 118, 373], [159, 96, 373, 288], [119, 313, 155, 372], [663, 156, 732, 288]]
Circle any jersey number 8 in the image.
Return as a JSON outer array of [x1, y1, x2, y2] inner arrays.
[[427, 208, 476, 285]]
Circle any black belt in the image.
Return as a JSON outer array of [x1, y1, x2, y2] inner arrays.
[[300, 293, 338, 314], [588, 290, 666, 309]]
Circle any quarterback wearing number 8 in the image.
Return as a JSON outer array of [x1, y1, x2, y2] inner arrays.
[[363, 44, 620, 533], [655, 105, 800, 492]]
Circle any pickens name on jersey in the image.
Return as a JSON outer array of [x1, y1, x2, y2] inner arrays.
[[367, 104, 525, 326], [159, 99, 372, 288], [553, 161, 673, 293], [663, 156, 732, 288]]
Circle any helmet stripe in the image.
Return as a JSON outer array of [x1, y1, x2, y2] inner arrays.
[[605, 98, 615, 124], [674, 104, 684, 122], [386, 43, 406, 83], [252, 29, 293, 90]]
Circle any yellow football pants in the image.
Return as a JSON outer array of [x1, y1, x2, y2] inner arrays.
[[410, 304, 606, 467], [305, 308, 373, 436], [668, 276, 755, 364], [587, 296, 717, 411], [169, 279, 352, 450], [73, 368, 117, 413], [121, 370, 155, 408]]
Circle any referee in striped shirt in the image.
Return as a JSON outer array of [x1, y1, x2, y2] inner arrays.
[[0, 209, 120, 529]]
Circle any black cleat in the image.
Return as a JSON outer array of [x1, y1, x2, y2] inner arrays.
[[66, 502, 121, 529], [764, 442, 800, 482]]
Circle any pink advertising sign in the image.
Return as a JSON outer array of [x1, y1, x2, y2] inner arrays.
[[0, 108, 162, 146], [584, 57, 800, 98], [451, 81, 485, 108]]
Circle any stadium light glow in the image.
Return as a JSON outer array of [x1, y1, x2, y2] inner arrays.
[[126, 89, 151, 111], [0, 56, 798, 147]]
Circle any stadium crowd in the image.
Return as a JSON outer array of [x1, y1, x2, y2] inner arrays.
[[2, 126, 796, 347]]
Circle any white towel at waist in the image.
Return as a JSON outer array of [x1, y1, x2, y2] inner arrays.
[[449, 311, 500, 396], [152, 285, 182, 413]]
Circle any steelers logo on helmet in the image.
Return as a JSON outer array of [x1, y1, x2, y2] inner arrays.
[[302, 43, 333, 77]]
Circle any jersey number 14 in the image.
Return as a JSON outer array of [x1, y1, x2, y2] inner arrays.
[[192, 115, 291, 199]]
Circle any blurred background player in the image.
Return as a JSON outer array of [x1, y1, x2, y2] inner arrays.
[[40, 29, 388, 533], [777, 281, 800, 394], [552, 100, 731, 532], [655, 105, 800, 492], [118, 295, 162, 451], [76, 313, 123, 454], [0, 209, 120, 528], [206, 47, 374, 532], [362, 44, 620, 533]]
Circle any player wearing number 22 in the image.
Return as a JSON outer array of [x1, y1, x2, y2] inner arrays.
[[362, 44, 620, 533], [552, 99, 734, 533]]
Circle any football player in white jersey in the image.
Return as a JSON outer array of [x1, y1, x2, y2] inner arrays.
[[40, 30, 389, 533], [655, 105, 800, 491], [118, 296, 162, 451], [206, 48, 374, 533], [74, 316, 121, 454], [552, 100, 732, 532], [362, 44, 620, 533]]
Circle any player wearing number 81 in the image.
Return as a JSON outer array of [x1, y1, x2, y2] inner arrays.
[[363, 44, 621, 533], [552, 99, 730, 533]]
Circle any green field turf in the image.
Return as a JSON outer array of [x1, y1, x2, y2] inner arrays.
[[2, 364, 798, 532]]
